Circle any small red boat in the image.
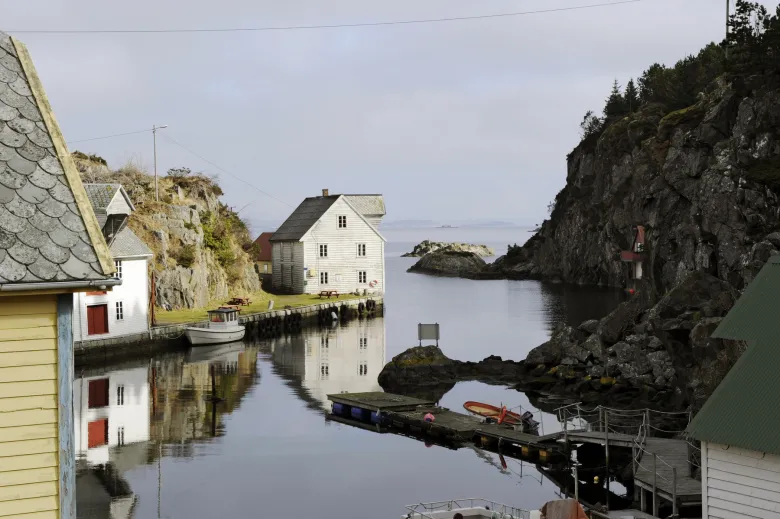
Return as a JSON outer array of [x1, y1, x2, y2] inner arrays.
[[463, 401, 540, 430]]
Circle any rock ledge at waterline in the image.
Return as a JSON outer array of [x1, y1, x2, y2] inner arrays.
[[406, 249, 489, 278], [378, 271, 746, 410], [402, 240, 495, 258]]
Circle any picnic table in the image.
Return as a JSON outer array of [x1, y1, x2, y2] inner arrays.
[[319, 290, 339, 299], [227, 297, 251, 306]]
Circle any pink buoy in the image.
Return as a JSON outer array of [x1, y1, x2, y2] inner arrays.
[[424, 413, 435, 422]]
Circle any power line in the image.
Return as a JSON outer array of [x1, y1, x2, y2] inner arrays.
[[7, 1, 641, 34], [158, 133, 293, 209], [67, 128, 153, 144]]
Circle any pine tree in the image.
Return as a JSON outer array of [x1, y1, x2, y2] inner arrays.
[[603, 79, 628, 119], [624, 79, 639, 112]]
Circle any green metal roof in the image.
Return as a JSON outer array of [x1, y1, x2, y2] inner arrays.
[[711, 256, 780, 341], [687, 256, 780, 454]]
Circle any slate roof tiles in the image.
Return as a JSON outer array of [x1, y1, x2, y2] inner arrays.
[[0, 32, 112, 284]]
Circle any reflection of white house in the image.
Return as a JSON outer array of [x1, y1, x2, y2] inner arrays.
[[74, 367, 150, 465], [73, 184, 153, 343], [272, 319, 386, 410]]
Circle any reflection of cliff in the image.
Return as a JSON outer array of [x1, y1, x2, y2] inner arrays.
[[150, 345, 260, 449], [539, 283, 625, 333], [270, 318, 387, 412]]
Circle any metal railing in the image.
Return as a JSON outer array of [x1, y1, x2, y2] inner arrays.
[[404, 498, 531, 519]]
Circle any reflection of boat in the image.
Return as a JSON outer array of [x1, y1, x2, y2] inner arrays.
[[463, 401, 539, 430], [184, 308, 245, 345], [185, 341, 245, 364]]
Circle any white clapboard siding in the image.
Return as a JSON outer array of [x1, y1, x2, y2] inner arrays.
[[301, 198, 384, 295], [704, 442, 780, 519]]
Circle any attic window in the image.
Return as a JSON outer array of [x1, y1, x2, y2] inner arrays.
[[338, 215, 347, 228], [114, 260, 123, 279]]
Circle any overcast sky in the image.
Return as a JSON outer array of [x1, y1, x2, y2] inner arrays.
[[2, 0, 762, 230]]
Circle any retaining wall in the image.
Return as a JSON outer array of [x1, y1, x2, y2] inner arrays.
[[75, 296, 384, 368]]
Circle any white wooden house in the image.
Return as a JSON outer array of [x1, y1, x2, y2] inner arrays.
[[270, 190, 386, 294], [73, 184, 153, 343], [687, 256, 780, 519]]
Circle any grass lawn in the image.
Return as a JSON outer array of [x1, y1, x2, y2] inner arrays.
[[153, 291, 366, 325]]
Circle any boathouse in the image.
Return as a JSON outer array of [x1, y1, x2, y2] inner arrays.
[[270, 190, 386, 295], [687, 256, 780, 519], [620, 225, 645, 292], [253, 231, 274, 275], [0, 32, 118, 519], [73, 184, 153, 344]]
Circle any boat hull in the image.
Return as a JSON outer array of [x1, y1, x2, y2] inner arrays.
[[463, 401, 523, 425], [184, 326, 246, 346]]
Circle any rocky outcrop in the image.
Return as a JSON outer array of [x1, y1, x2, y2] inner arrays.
[[74, 156, 261, 309], [484, 77, 780, 295], [407, 249, 487, 277], [381, 271, 745, 410], [402, 240, 495, 257]]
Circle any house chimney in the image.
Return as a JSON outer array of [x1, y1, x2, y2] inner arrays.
[[322, 189, 329, 197]]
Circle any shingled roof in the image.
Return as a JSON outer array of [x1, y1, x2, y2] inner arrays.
[[686, 256, 780, 455], [343, 195, 385, 217], [83, 183, 135, 229], [270, 196, 340, 242], [0, 32, 115, 287], [109, 227, 152, 259]]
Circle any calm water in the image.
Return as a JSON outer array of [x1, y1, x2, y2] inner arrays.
[[75, 227, 625, 519]]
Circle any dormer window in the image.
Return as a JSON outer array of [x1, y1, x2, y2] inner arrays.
[[114, 260, 123, 279], [338, 215, 347, 228]]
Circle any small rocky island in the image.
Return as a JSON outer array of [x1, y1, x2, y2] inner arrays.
[[407, 248, 487, 277], [402, 240, 494, 258]]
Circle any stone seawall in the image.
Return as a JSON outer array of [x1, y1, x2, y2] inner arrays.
[[75, 296, 384, 368]]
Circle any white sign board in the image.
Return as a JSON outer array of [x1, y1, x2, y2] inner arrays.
[[418, 323, 440, 341]]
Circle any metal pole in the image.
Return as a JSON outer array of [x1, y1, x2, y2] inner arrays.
[[673, 467, 678, 517], [645, 409, 650, 438], [652, 454, 658, 517], [574, 463, 579, 503], [605, 410, 610, 510], [153, 125, 159, 202]]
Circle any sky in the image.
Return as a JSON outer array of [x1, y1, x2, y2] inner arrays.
[[1, 0, 765, 231]]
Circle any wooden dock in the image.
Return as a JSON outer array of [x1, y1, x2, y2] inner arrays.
[[634, 438, 701, 505]]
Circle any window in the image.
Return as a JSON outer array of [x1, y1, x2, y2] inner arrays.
[[116, 385, 125, 406], [321, 336, 329, 349], [320, 272, 328, 284], [320, 363, 329, 379], [359, 337, 368, 349], [117, 426, 125, 446], [357, 243, 366, 257], [115, 301, 124, 321], [114, 260, 122, 279], [263, 264, 268, 272], [358, 271, 367, 284], [319, 244, 328, 257], [358, 362, 368, 376], [338, 215, 347, 228], [88, 379, 109, 408]]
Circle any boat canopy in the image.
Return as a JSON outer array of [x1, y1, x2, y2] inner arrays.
[[208, 308, 240, 322]]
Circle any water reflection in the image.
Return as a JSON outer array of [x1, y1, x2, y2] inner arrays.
[[539, 282, 627, 333], [268, 318, 387, 412]]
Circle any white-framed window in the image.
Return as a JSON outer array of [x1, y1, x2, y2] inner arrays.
[[115, 301, 124, 321], [114, 260, 123, 279], [321, 336, 329, 349], [263, 264, 268, 272], [320, 272, 328, 284], [359, 337, 367, 349], [319, 244, 328, 257], [358, 362, 368, 376], [320, 363, 329, 379], [358, 271, 367, 284], [118, 426, 125, 446], [357, 243, 366, 257], [116, 385, 125, 406], [338, 215, 347, 228]]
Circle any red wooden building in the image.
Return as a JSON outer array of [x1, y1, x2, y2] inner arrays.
[[620, 225, 646, 293]]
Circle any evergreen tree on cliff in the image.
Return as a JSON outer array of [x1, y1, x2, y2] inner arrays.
[[603, 79, 628, 120], [624, 79, 639, 112]]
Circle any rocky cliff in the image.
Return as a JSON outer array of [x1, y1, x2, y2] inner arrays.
[[492, 74, 780, 296], [75, 156, 260, 309], [407, 249, 487, 277]]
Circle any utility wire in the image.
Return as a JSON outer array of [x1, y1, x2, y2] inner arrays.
[[67, 128, 153, 144], [158, 133, 293, 208], [6, 0, 641, 34]]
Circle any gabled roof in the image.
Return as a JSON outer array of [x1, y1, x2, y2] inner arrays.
[[253, 232, 273, 261], [343, 195, 385, 216], [84, 183, 135, 214], [270, 196, 341, 242], [687, 256, 780, 455], [109, 227, 152, 259], [0, 33, 115, 287]]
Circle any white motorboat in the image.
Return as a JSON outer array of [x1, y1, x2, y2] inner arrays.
[[402, 499, 534, 519], [184, 308, 246, 346]]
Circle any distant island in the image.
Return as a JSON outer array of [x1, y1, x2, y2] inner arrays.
[[381, 219, 521, 229]]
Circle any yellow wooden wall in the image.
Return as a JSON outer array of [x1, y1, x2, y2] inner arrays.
[[0, 295, 59, 519]]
